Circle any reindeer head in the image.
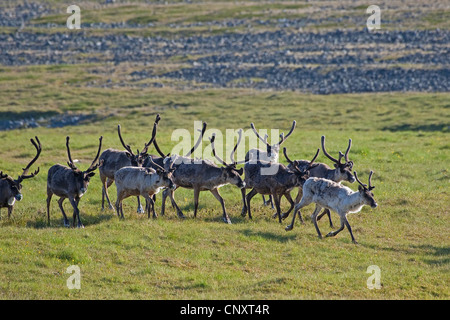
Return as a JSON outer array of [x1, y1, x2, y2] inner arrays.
[[0, 136, 42, 204], [251, 121, 296, 161], [66, 135, 103, 197], [283, 147, 320, 186], [147, 155, 177, 190], [118, 114, 161, 167], [321, 136, 355, 183], [355, 171, 377, 209], [209, 129, 246, 189]]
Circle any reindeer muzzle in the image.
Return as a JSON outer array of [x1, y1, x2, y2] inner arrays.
[[15, 194, 23, 201], [170, 184, 177, 190], [371, 202, 378, 209], [239, 181, 246, 189]]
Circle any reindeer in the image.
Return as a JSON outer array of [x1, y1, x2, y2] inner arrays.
[[241, 147, 319, 223], [148, 121, 207, 219], [281, 135, 356, 226], [0, 137, 42, 218], [114, 156, 176, 219], [46, 136, 103, 228], [99, 114, 161, 213], [156, 127, 246, 224], [286, 171, 377, 244], [245, 121, 297, 208]]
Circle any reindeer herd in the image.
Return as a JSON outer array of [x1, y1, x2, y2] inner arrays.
[[0, 114, 378, 243]]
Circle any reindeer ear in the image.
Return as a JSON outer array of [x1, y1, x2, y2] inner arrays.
[[334, 163, 339, 169], [87, 172, 96, 177], [358, 185, 364, 192], [125, 152, 133, 159], [236, 167, 244, 176]]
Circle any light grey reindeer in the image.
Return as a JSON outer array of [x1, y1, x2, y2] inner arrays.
[[281, 135, 356, 226], [0, 136, 42, 218], [114, 156, 176, 219], [99, 114, 161, 213], [286, 171, 377, 244], [46, 136, 103, 228], [245, 120, 297, 208], [241, 147, 319, 223], [157, 128, 246, 224]]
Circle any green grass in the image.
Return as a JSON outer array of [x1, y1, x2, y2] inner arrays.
[[0, 83, 448, 299]]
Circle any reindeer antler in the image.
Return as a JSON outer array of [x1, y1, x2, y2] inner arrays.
[[278, 120, 296, 145], [354, 171, 374, 190], [66, 136, 79, 171], [18, 136, 42, 182], [141, 114, 161, 156], [209, 133, 228, 166], [185, 122, 207, 157], [85, 136, 103, 173]]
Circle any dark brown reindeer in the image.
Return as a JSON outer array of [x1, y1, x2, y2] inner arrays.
[[0, 137, 42, 218], [241, 147, 319, 223], [245, 121, 296, 208], [99, 114, 161, 213], [283, 135, 356, 226], [147, 121, 207, 219], [46, 136, 103, 228], [156, 126, 246, 224]]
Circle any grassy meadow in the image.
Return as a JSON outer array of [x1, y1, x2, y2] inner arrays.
[[0, 74, 448, 299], [0, 0, 449, 301]]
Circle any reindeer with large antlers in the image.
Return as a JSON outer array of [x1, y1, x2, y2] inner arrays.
[[0, 137, 42, 218], [286, 171, 377, 244], [46, 136, 103, 228], [241, 147, 319, 223], [155, 125, 246, 224], [281, 135, 356, 226], [246, 121, 296, 208], [98, 114, 161, 213]]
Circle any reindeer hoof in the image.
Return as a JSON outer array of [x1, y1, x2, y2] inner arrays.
[[223, 217, 232, 224], [326, 232, 334, 238], [137, 207, 144, 214], [281, 213, 289, 220], [285, 225, 293, 231]]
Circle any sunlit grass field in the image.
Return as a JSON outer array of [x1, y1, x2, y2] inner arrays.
[[0, 78, 448, 299], [0, 0, 449, 301]]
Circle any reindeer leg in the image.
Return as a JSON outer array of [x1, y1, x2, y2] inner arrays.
[[285, 195, 311, 231], [46, 191, 53, 226], [193, 187, 200, 218], [246, 188, 258, 220], [57, 197, 70, 227], [281, 192, 294, 220], [317, 209, 334, 228], [273, 194, 282, 223], [103, 177, 115, 211], [342, 214, 357, 244], [168, 188, 185, 219], [210, 188, 231, 224], [311, 205, 323, 239], [326, 215, 345, 238], [136, 196, 144, 214], [240, 188, 247, 217], [69, 197, 83, 228], [144, 194, 156, 219], [7, 206, 13, 218]]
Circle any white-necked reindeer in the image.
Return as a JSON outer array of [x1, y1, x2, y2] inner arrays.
[[286, 171, 377, 244]]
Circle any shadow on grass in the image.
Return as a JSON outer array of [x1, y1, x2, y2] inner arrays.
[[26, 213, 114, 229], [241, 228, 297, 243], [361, 242, 449, 266]]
